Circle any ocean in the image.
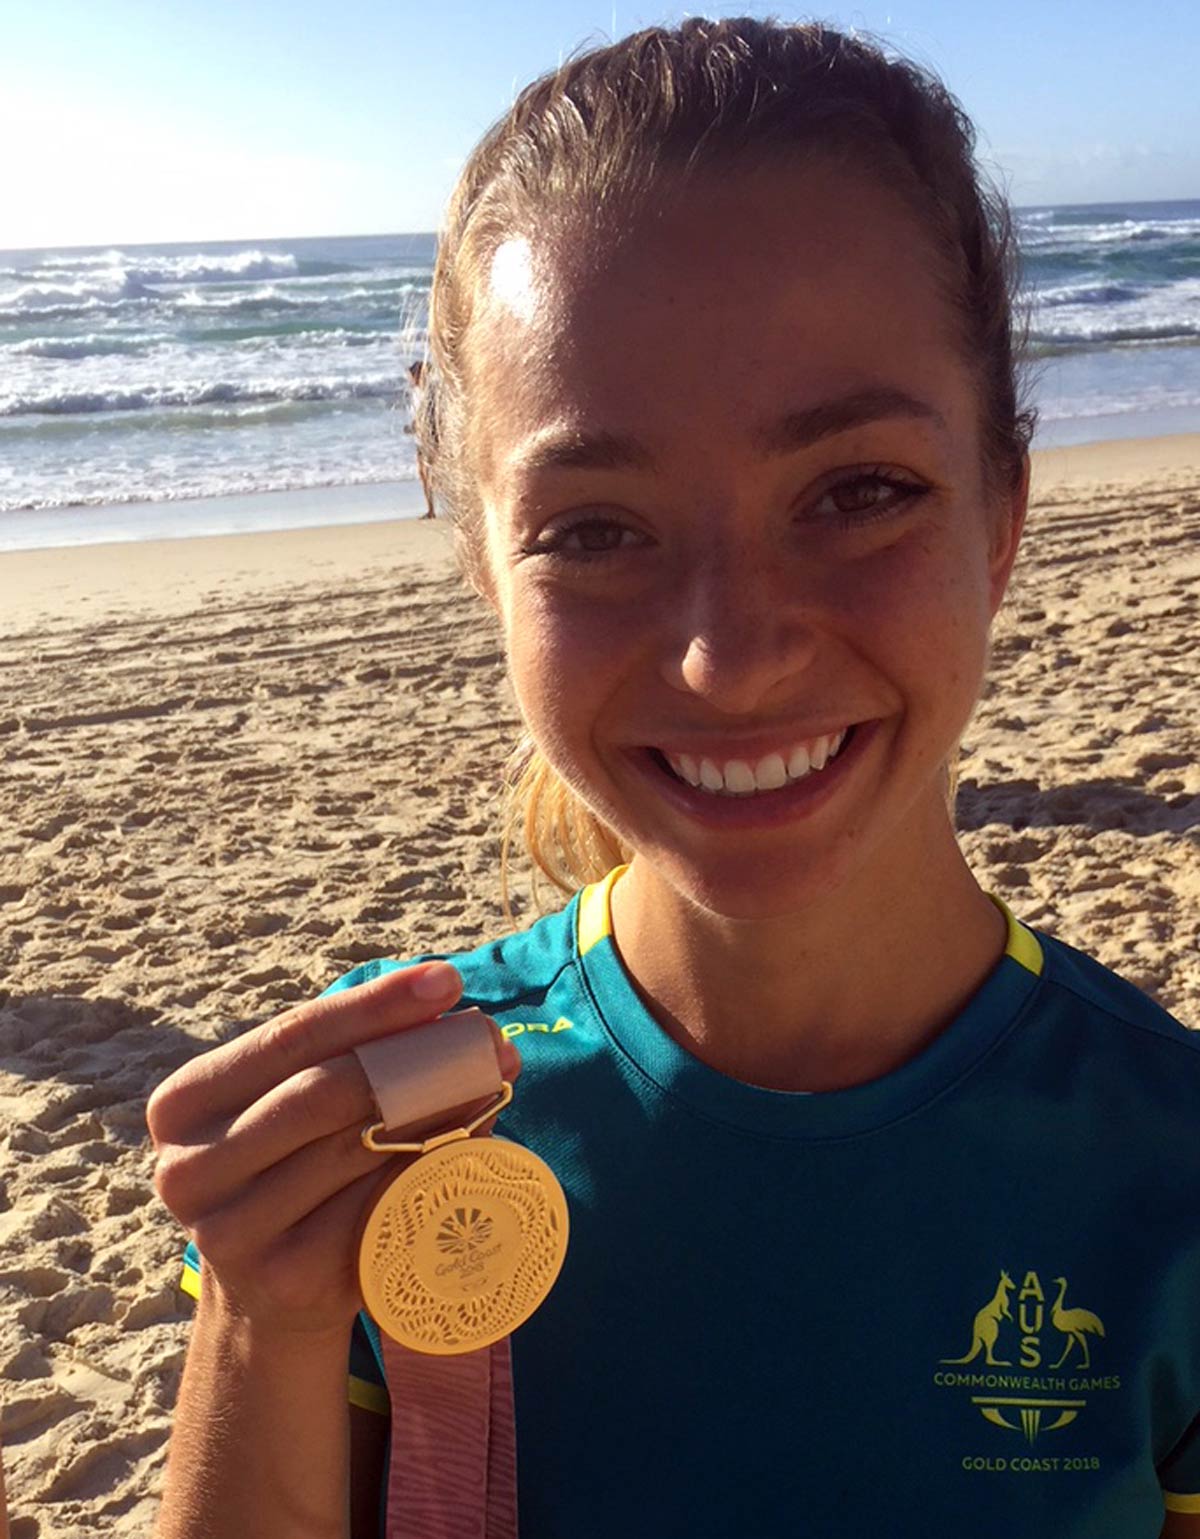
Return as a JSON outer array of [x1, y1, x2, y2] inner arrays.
[[1, 201, 1198, 547], [1020, 199, 1200, 447]]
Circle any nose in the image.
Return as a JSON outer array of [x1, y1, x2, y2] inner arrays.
[[659, 539, 820, 714]]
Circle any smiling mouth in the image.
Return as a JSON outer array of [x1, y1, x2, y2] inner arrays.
[[649, 726, 857, 797]]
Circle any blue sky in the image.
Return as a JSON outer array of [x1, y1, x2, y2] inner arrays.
[[4, 0, 1199, 248]]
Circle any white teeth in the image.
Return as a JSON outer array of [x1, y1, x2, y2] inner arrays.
[[753, 753, 788, 791], [699, 757, 724, 792], [663, 728, 852, 796], [723, 759, 756, 795]]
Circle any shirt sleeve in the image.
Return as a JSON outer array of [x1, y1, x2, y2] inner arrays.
[[1160, 1412, 1200, 1513], [349, 1310, 391, 1416], [180, 1237, 202, 1300], [178, 1240, 389, 1416], [321, 958, 413, 998]]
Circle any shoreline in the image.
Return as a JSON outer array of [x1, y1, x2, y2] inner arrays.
[[0, 477, 430, 556], [0, 516, 459, 631], [0, 427, 1197, 560], [1, 431, 1197, 630], [1029, 429, 1200, 490]]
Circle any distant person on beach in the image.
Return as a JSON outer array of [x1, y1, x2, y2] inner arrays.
[[406, 360, 435, 518], [148, 20, 1200, 1539]]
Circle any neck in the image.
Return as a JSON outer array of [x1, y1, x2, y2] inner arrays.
[[609, 809, 1007, 1093]]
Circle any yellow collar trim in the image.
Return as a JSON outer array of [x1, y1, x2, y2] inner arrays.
[[577, 864, 626, 956], [989, 895, 1044, 976], [578, 868, 1043, 977]]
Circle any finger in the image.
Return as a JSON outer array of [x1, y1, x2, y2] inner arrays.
[[285, 1159, 411, 1318], [218, 1008, 521, 1164], [148, 962, 465, 1141], [167, 1032, 521, 1221], [202, 1160, 402, 1333], [190, 1098, 517, 1308], [189, 1120, 407, 1263]]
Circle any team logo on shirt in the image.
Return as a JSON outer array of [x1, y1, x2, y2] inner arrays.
[[934, 1269, 1117, 1445], [499, 1016, 574, 1038]]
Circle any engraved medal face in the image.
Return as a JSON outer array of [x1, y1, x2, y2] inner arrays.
[[358, 1137, 569, 1355]]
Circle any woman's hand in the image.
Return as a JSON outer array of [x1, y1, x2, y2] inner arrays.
[[147, 961, 520, 1339]]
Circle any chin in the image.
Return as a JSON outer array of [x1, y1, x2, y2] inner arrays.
[[636, 836, 865, 927]]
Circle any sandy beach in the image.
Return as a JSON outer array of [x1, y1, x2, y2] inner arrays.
[[1, 435, 1197, 1536]]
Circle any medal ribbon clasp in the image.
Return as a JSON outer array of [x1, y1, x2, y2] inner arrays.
[[360, 1079, 514, 1154]]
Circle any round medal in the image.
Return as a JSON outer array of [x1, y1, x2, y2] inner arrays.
[[359, 1136, 569, 1355]]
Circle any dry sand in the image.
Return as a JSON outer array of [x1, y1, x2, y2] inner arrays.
[[1, 436, 1197, 1535]]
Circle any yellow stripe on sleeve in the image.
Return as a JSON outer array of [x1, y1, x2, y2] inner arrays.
[[349, 1376, 391, 1416], [181, 1254, 387, 1415], [1164, 1492, 1200, 1514]]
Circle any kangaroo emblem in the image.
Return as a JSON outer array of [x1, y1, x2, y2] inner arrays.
[[941, 1270, 1015, 1366]]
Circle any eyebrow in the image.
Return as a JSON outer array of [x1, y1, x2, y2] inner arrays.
[[509, 388, 946, 477], [755, 388, 947, 456]]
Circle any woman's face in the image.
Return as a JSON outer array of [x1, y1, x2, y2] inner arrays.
[[470, 160, 1026, 919]]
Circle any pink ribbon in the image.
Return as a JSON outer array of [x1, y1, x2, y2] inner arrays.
[[381, 1334, 518, 1539]]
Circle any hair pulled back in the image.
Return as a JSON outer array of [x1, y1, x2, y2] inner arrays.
[[415, 17, 1036, 898]]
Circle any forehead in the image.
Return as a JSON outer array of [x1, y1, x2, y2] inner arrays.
[[467, 162, 973, 488]]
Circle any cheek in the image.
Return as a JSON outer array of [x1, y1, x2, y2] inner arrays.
[[500, 582, 628, 752], [834, 531, 993, 695]]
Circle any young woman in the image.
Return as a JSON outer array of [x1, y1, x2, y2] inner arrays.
[[148, 20, 1200, 1538]]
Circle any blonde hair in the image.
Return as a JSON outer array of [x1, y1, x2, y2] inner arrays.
[[417, 18, 1033, 896], [500, 738, 629, 909]]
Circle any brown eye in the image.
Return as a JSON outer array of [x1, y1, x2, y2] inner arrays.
[[809, 472, 927, 528], [569, 520, 629, 552], [832, 477, 892, 514], [522, 515, 649, 560]]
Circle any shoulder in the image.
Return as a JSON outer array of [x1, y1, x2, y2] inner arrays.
[[1035, 929, 1196, 1047], [1028, 927, 1200, 1098], [320, 895, 582, 1012]]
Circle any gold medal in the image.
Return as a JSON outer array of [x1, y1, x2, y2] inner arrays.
[[359, 1091, 569, 1355]]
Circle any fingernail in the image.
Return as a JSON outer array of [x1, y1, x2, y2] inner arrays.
[[411, 961, 460, 999]]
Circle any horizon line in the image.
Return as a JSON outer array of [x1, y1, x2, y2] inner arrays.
[[3, 193, 1199, 255]]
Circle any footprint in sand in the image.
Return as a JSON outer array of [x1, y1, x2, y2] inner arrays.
[[120, 1286, 185, 1330], [0, 1266, 71, 1299], [1, 1385, 80, 1439], [241, 912, 289, 938], [986, 834, 1052, 865], [24, 1195, 88, 1242], [20, 1283, 114, 1339], [38, 1429, 165, 1503]]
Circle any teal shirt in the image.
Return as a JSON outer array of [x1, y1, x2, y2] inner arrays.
[[185, 873, 1200, 1535]]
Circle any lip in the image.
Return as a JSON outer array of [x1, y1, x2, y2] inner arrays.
[[624, 718, 879, 830]]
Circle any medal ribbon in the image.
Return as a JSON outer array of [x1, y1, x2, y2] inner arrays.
[[355, 1010, 520, 1539], [380, 1333, 517, 1539]]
